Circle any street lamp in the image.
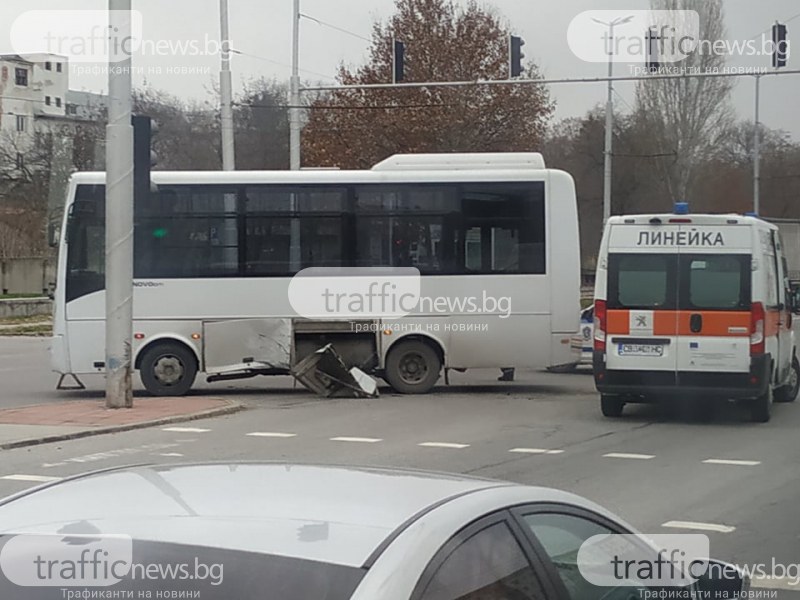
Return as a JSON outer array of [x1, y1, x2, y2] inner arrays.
[[592, 15, 633, 226]]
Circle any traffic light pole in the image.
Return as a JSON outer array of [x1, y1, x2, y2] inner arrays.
[[219, 0, 236, 171], [105, 0, 134, 409], [289, 0, 301, 170], [753, 74, 762, 215]]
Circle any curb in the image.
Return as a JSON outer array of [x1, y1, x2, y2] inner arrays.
[[0, 400, 244, 451]]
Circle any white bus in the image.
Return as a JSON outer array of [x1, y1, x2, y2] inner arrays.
[[51, 153, 580, 395]]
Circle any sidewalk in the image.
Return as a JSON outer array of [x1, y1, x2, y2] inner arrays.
[[0, 397, 243, 450]]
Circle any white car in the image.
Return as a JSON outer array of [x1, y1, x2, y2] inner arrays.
[[0, 463, 747, 599]]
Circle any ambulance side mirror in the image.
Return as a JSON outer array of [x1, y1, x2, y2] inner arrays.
[[791, 285, 800, 315]]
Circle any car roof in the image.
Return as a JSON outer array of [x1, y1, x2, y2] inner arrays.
[[0, 463, 517, 568]]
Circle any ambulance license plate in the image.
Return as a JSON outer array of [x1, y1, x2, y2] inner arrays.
[[618, 343, 664, 357]]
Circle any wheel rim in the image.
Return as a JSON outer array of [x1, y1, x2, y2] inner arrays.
[[790, 365, 799, 394], [398, 352, 428, 385], [153, 355, 185, 386]]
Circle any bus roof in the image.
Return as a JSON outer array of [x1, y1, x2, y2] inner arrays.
[[68, 153, 556, 187], [69, 169, 556, 187]]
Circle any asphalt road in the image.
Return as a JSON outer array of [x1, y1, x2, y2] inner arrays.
[[0, 336, 798, 596]]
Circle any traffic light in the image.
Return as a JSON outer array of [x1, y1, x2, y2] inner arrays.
[[509, 35, 525, 78], [132, 115, 156, 212], [645, 27, 660, 73], [393, 39, 405, 83], [772, 22, 788, 69]]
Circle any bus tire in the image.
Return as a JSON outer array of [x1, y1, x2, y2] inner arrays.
[[139, 342, 198, 397], [385, 340, 441, 394], [750, 385, 773, 423], [775, 357, 799, 403], [600, 394, 624, 418]]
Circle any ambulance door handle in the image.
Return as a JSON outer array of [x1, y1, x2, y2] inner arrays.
[[690, 313, 702, 333]]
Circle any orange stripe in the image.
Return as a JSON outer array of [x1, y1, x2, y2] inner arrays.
[[607, 310, 629, 335], [609, 310, 752, 337]]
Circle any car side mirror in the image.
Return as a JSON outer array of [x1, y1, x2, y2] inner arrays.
[[695, 559, 750, 599]]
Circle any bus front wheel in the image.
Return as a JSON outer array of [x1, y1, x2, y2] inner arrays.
[[139, 342, 198, 397], [385, 340, 441, 394]]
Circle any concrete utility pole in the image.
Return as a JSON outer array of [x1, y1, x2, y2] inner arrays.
[[105, 0, 134, 408], [289, 0, 301, 170], [220, 0, 236, 170]]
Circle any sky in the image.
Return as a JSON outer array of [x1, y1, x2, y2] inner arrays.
[[2, 0, 799, 139]]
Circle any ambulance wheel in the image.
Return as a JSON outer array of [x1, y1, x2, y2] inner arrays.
[[750, 385, 773, 423], [775, 357, 800, 403], [600, 394, 624, 418]]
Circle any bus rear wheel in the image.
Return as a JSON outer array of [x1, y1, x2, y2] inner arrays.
[[139, 342, 198, 397], [385, 340, 441, 394]]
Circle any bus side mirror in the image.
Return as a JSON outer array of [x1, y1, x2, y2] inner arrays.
[[48, 222, 60, 248]]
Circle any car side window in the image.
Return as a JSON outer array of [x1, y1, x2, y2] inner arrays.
[[522, 512, 648, 600], [418, 520, 544, 600]]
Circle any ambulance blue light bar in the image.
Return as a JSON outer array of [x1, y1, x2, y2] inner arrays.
[[674, 202, 689, 215]]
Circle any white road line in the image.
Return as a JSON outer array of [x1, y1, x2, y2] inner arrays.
[[42, 462, 67, 469], [2, 474, 62, 483], [418, 442, 470, 449], [246, 432, 297, 438], [751, 576, 800, 591], [509, 448, 564, 455], [162, 427, 210, 433], [703, 459, 761, 466], [158, 453, 184, 457], [330, 437, 383, 443], [661, 520, 736, 533], [604, 452, 656, 460]]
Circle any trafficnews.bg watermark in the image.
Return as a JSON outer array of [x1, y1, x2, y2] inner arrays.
[[568, 9, 790, 74]]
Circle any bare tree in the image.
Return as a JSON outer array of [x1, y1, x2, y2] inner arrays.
[[303, 0, 554, 169], [636, 0, 734, 202], [234, 78, 290, 169]]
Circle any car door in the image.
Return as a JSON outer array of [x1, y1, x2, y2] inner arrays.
[[410, 511, 554, 600]]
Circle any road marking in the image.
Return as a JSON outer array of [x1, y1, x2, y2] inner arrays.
[[661, 520, 736, 533], [246, 432, 297, 438], [52, 444, 181, 466], [419, 442, 470, 449], [158, 453, 184, 457], [603, 453, 656, 460], [330, 437, 383, 443], [703, 459, 761, 466], [42, 462, 67, 469], [509, 448, 564, 455], [162, 427, 210, 433], [751, 576, 800, 591], [2, 474, 62, 483]]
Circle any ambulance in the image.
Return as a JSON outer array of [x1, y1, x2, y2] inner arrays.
[[593, 204, 800, 422]]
